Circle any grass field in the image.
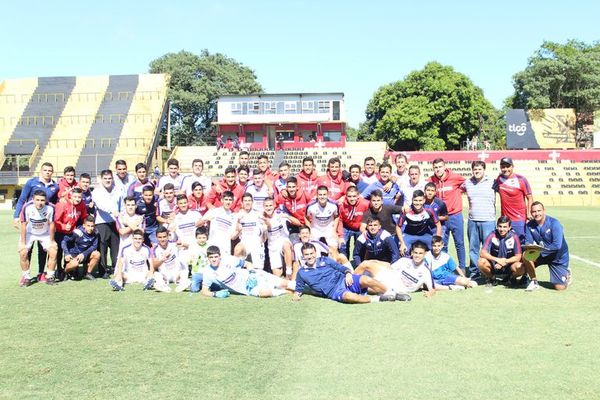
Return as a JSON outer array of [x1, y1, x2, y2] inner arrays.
[[1, 208, 599, 400]]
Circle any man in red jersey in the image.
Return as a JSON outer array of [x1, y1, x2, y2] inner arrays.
[[207, 166, 245, 212], [428, 158, 466, 272], [296, 156, 320, 200], [337, 186, 370, 258], [317, 157, 348, 201], [492, 157, 533, 243], [54, 187, 88, 278], [276, 177, 308, 240]]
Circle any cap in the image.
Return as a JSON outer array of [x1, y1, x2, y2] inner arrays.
[[499, 157, 513, 166]]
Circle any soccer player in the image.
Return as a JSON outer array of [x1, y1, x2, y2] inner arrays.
[[292, 242, 395, 304], [109, 229, 155, 291], [273, 162, 291, 196], [360, 157, 378, 186], [153, 226, 191, 293], [347, 164, 368, 193], [292, 225, 352, 279], [18, 190, 58, 286], [337, 186, 370, 259], [360, 190, 403, 235], [493, 157, 533, 242], [263, 197, 293, 277], [54, 187, 88, 277], [201, 246, 292, 298], [296, 156, 320, 199], [156, 183, 177, 226], [399, 165, 426, 207], [396, 190, 441, 256], [423, 182, 448, 237], [78, 173, 95, 216], [116, 196, 145, 254], [136, 185, 159, 246], [127, 162, 154, 202], [92, 169, 121, 278], [360, 162, 401, 205], [170, 194, 204, 269], [201, 190, 238, 256], [187, 182, 209, 215], [207, 166, 245, 212], [57, 166, 77, 201], [461, 160, 496, 279], [257, 154, 278, 188], [522, 202, 571, 291], [237, 165, 251, 189], [425, 235, 477, 290], [305, 186, 340, 248], [157, 158, 184, 196], [355, 241, 435, 298], [276, 177, 308, 238], [478, 216, 525, 286], [317, 157, 348, 201], [353, 217, 400, 267], [61, 215, 100, 280], [189, 227, 210, 293], [237, 150, 250, 170], [245, 169, 271, 212], [181, 158, 212, 195], [233, 193, 267, 270]]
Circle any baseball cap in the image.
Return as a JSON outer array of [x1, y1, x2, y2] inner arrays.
[[499, 157, 513, 166]]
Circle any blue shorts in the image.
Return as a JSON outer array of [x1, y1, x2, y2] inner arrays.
[[329, 274, 366, 302], [434, 274, 459, 286], [536, 255, 570, 286]]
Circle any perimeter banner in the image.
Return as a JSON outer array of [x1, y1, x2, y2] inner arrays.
[[506, 109, 576, 149]]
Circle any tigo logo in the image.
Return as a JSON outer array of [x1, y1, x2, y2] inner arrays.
[[508, 123, 527, 136]]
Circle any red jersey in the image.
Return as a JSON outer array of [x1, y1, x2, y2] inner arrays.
[[207, 180, 245, 212], [428, 168, 465, 215], [186, 194, 209, 216], [296, 170, 320, 200], [54, 201, 88, 234], [57, 177, 78, 200], [493, 173, 532, 222], [337, 197, 370, 235], [317, 172, 348, 201], [276, 190, 309, 225]]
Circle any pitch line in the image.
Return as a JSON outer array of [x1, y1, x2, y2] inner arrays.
[[571, 255, 600, 269]]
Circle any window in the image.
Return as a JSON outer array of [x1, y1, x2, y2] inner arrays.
[[231, 102, 242, 112], [318, 101, 330, 113], [284, 101, 297, 111], [248, 102, 260, 112], [264, 101, 277, 112], [302, 101, 313, 111], [276, 131, 294, 141], [323, 131, 341, 142], [245, 131, 263, 143]]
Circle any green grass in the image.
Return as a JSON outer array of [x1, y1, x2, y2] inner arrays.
[[1, 208, 599, 399]]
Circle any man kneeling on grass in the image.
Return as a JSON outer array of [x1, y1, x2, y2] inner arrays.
[[61, 215, 100, 280], [354, 241, 436, 299], [152, 226, 191, 293], [292, 242, 396, 304], [425, 235, 478, 290], [109, 229, 155, 291], [200, 246, 294, 298]]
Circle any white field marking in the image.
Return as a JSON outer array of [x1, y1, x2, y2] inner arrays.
[[571, 255, 600, 269]]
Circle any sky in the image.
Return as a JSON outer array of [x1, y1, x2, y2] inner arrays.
[[1, 0, 599, 127]]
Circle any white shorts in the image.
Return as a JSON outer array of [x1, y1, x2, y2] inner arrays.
[[248, 270, 286, 297], [374, 269, 410, 294], [155, 270, 187, 284], [123, 270, 147, 284], [311, 231, 338, 248], [267, 239, 290, 270], [23, 234, 54, 251]]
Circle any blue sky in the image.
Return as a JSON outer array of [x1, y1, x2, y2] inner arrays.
[[2, 0, 599, 127]]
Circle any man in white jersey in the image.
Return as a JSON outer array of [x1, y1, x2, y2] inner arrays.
[[153, 227, 190, 292], [305, 185, 340, 247], [355, 241, 435, 298], [116, 196, 145, 254], [181, 158, 212, 195], [399, 165, 426, 207], [156, 158, 184, 196], [109, 230, 155, 291], [156, 183, 177, 226], [169, 194, 203, 268], [245, 169, 271, 212], [18, 190, 58, 286], [200, 246, 292, 298], [262, 197, 293, 277], [233, 193, 267, 270], [201, 190, 237, 255]]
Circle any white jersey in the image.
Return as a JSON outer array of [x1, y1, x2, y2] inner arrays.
[[382, 258, 434, 293], [181, 174, 212, 195], [120, 244, 152, 274], [237, 210, 265, 244], [158, 174, 184, 192], [306, 200, 338, 236], [202, 255, 246, 291], [21, 202, 54, 236], [264, 210, 289, 244], [153, 241, 184, 275], [204, 207, 237, 253], [157, 198, 177, 221], [392, 170, 409, 188], [245, 184, 269, 212], [400, 180, 426, 206], [116, 212, 145, 249], [172, 210, 200, 245]]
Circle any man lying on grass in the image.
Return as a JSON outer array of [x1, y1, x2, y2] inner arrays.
[[200, 246, 294, 298], [292, 242, 397, 304]]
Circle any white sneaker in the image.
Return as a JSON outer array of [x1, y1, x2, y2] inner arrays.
[[467, 280, 478, 288], [175, 280, 190, 293], [155, 284, 172, 293], [525, 280, 540, 292], [449, 285, 465, 291]]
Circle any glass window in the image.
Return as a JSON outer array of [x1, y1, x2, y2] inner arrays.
[[323, 131, 341, 142]]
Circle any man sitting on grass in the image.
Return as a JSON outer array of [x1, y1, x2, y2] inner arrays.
[[425, 235, 477, 290], [109, 229, 155, 291], [153, 226, 190, 293], [61, 215, 100, 280], [293, 242, 396, 304]]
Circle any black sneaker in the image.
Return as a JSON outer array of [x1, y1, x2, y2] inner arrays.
[[143, 278, 156, 291], [109, 279, 124, 291], [379, 293, 396, 302], [101, 272, 111, 279], [395, 293, 412, 301], [46, 276, 57, 286], [84, 273, 96, 281]]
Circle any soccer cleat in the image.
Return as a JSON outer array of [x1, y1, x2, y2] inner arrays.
[[19, 275, 32, 287], [449, 285, 465, 291], [175, 281, 190, 293], [467, 280, 478, 288], [395, 293, 412, 302], [45, 276, 57, 286], [38, 273, 47, 283], [525, 280, 540, 292], [378, 293, 396, 302], [155, 284, 172, 293], [109, 279, 124, 291], [101, 272, 111, 279], [143, 278, 156, 291], [84, 273, 96, 281]]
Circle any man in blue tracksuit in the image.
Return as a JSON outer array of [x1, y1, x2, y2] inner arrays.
[[352, 217, 400, 267], [61, 215, 100, 280], [292, 242, 395, 304]]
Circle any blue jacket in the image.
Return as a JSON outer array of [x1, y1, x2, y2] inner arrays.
[[525, 216, 569, 265], [361, 180, 400, 205], [353, 229, 400, 266], [14, 177, 59, 218], [61, 227, 99, 258], [295, 257, 351, 297]]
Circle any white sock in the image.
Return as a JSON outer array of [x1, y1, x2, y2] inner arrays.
[[286, 280, 296, 291], [22, 270, 31, 278], [271, 288, 287, 297], [285, 267, 292, 277], [47, 270, 55, 278], [369, 295, 380, 303]]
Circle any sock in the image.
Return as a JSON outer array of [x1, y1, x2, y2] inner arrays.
[[271, 288, 287, 297], [47, 270, 55, 278], [22, 270, 31, 278], [285, 267, 292, 277], [286, 280, 296, 291], [369, 295, 380, 303]]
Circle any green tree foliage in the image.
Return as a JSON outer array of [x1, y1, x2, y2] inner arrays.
[[150, 50, 263, 146], [359, 62, 498, 151]]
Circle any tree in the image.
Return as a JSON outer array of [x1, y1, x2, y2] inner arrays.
[[359, 62, 499, 151], [150, 50, 263, 146], [509, 40, 600, 146]]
